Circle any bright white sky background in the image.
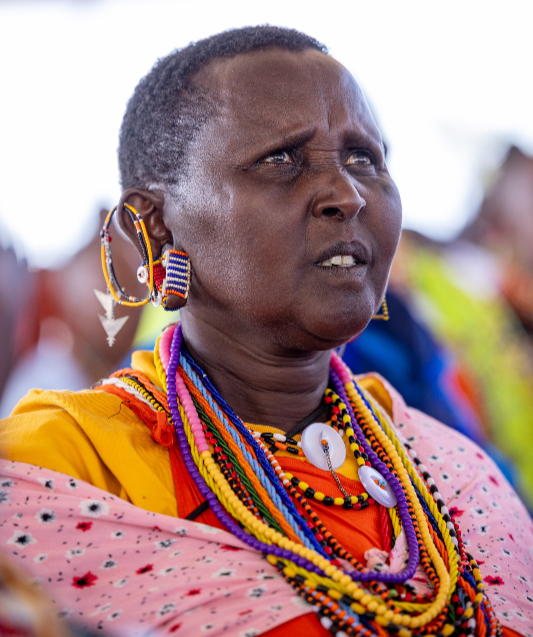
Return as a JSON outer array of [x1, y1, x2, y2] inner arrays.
[[1, 0, 532, 268]]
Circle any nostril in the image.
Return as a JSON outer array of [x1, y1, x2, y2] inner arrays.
[[322, 207, 340, 217]]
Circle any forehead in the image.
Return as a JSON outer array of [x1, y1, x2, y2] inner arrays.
[[195, 48, 380, 149]]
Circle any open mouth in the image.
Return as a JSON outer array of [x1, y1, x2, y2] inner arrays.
[[314, 242, 370, 270], [318, 254, 359, 268]]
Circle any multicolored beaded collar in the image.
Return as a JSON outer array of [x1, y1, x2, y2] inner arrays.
[[140, 323, 500, 636]]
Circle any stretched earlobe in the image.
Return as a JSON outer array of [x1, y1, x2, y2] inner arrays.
[[117, 188, 173, 261], [95, 203, 157, 346], [96, 192, 192, 345]]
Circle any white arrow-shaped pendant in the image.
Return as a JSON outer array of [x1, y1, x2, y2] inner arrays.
[[98, 314, 129, 347], [94, 289, 115, 320]]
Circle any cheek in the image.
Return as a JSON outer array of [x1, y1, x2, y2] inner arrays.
[[372, 184, 402, 262], [174, 190, 292, 313]]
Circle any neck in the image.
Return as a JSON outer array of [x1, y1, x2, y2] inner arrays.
[[180, 314, 332, 432]]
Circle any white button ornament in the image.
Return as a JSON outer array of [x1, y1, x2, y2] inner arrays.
[[357, 465, 397, 508], [300, 423, 346, 471], [137, 265, 148, 283]]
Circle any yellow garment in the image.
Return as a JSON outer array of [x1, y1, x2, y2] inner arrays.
[[0, 348, 391, 518]]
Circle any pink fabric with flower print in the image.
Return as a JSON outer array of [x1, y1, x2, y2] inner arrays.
[[0, 462, 311, 636]]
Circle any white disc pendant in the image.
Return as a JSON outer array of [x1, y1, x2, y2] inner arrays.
[[358, 465, 397, 508], [300, 423, 346, 471], [137, 265, 148, 284]]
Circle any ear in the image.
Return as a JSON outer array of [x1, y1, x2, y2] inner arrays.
[[117, 188, 174, 261]]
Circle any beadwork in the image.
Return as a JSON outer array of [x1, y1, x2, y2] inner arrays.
[[121, 323, 501, 636], [137, 258, 166, 307], [252, 390, 376, 508], [254, 431, 305, 456], [161, 249, 191, 309], [284, 472, 372, 509], [100, 203, 157, 307], [372, 297, 390, 320]]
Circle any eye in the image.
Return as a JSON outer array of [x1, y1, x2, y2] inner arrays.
[[345, 151, 374, 167], [262, 150, 293, 164]]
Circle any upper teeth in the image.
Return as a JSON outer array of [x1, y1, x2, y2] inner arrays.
[[320, 255, 356, 267]]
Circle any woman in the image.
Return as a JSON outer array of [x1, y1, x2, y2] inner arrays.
[[0, 26, 531, 637]]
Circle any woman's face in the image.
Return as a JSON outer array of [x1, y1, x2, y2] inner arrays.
[[165, 48, 402, 351]]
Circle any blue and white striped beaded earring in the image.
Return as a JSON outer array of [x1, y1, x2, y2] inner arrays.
[[161, 249, 191, 311]]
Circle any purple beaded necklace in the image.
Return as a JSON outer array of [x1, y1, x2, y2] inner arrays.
[[166, 323, 420, 584], [329, 367, 420, 572], [166, 325, 322, 573]]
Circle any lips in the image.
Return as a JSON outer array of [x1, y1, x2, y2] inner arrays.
[[314, 241, 370, 268]]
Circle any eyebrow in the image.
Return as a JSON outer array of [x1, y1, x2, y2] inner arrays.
[[255, 127, 317, 156], [272, 124, 382, 151], [237, 120, 383, 168]]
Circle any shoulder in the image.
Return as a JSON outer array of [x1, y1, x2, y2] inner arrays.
[[0, 387, 150, 488], [406, 408, 533, 630], [1, 386, 135, 439]]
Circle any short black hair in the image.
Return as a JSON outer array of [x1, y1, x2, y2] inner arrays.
[[118, 25, 327, 192]]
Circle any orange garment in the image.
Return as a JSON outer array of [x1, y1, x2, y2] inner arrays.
[[95, 373, 524, 637], [99, 381, 389, 637], [102, 377, 390, 565], [168, 423, 389, 564]]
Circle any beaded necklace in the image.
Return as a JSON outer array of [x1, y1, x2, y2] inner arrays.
[[257, 388, 380, 509], [144, 323, 500, 636]]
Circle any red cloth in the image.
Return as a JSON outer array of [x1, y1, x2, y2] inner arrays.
[[172, 444, 390, 564]]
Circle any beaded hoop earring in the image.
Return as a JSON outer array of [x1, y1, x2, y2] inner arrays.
[[137, 258, 166, 308], [372, 297, 389, 321], [95, 203, 158, 346], [100, 203, 157, 307]]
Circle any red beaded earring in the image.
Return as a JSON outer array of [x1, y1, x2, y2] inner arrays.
[[138, 249, 192, 311]]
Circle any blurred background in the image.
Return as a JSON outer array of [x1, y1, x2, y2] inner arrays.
[[1, 0, 533, 507], [1, 0, 533, 266]]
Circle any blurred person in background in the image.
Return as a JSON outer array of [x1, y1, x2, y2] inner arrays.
[[0, 26, 531, 637], [375, 145, 533, 512], [0, 547, 72, 637], [464, 145, 533, 336], [0, 210, 142, 417], [0, 245, 37, 403], [0, 244, 113, 637]]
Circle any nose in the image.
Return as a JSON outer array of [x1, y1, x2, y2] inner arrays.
[[311, 169, 366, 221]]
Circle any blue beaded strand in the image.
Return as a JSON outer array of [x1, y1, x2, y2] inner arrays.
[[180, 340, 420, 584], [181, 347, 327, 553], [167, 325, 325, 574], [180, 354, 321, 553]]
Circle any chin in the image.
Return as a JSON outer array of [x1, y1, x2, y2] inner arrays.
[[289, 308, 374, 352], [287, 284, 380, 347], [312, 322, 369, 350]]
